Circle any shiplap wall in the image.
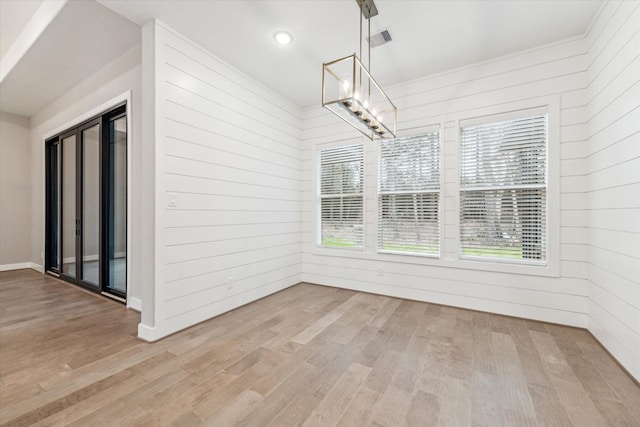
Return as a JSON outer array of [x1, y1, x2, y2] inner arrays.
[[302, 33, 592, 327], [150, 22, 303, 338], [585, 1, 640, 380]]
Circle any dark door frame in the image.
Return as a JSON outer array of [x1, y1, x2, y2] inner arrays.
[[44, 102, 127, 301]]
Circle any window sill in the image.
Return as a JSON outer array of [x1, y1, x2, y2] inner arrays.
[[310, 246, 559, 278]]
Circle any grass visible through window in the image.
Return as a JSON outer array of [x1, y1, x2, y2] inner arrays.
[[322, 237, 356, 248], [462, 247, 523, 259], [380, 243, 437, 254]]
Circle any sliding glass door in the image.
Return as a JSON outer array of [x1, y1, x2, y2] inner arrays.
[[105, 113, 127, 294], [45, 104, 127, 301], [80, 121, 101, 288], [61, 132, 77, 279]]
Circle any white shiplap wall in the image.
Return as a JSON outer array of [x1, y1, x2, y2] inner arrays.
[[585, 1, 640, 381], [302, 34, 591, 327], [150, 22, 303, 338]]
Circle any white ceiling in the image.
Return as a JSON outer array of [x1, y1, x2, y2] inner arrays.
[[0, 0, 140, 117], [99, 0, 603, 109], [0, 0, 603, 116], [0, 0, 43, 60]]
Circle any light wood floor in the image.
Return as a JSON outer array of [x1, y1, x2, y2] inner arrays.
[[1, 269, 638, 426]]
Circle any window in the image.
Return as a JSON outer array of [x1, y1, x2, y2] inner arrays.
[[378, 130, 440, 255], [459, 112, 547, 263], [319, 144, 364, 249]]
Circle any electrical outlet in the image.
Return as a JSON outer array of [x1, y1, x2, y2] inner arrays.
[[226, 277, 233, 289], [377, 268, 383, 276]]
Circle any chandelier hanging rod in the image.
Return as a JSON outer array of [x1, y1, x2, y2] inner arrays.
[[321, 0, 397, 140]]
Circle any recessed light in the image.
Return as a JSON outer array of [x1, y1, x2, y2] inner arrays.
[[274, 31, 293, 45]]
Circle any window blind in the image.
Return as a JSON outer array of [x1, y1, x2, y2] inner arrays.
[[378, 131, 440, 255], [460, 114, 547, 262], [319, 144, 364, 249]]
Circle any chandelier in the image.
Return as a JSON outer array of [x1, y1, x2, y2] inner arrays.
[[322, 0, 397, 140]]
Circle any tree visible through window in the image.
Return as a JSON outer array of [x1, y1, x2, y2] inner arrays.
[[319, 144, 364, 249], [378, 130, 440, 255], [460, 113, 547, 262]]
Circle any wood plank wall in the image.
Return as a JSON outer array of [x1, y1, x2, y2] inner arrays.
[[301, 22, 594, 326], [154, 22, 303, 336], [585, 0, 640, 381]]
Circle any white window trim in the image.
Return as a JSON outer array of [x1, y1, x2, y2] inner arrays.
[[311, 96, 559, 278], [375, 124, 443, 258], [314, 137, 366, 252], [454, 99, 560, 277]]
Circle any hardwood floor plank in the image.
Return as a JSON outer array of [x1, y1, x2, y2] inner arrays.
[[302, 362, 371, 427], [526, 383, 572, 427], [529, 330, 609, 426], [369, 382, 412, 427], [406, 390, 440, 426], [492, 331, 537, 418], [1, 270, 638, 427], [291, 292, 362, 345], [335, 386, 380, 427], [205, 389, 263, 426], [470, 371, 502, 427]]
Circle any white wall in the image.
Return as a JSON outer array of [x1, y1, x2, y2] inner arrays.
[[139, 22, 303, 340], [585, 1, 640, 381], [0, 112, 32, 269], [29, 44, 143, 304], [302, 35, 591, 327]]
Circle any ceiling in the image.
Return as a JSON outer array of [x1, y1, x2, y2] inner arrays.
[[1, 0, 603, 117], [0, 0, 43, 60], [0, 0, 140, 117]]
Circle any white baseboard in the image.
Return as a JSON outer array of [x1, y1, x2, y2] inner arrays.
[[0, 262, 32, 272], [0, 262, 43, 272], [127, 297, 142, 312], [138, 323, 160, 342]]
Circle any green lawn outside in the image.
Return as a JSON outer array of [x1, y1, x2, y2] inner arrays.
[[381, 243, 437, 254], [462, 246, 523, 259], [323, 238, 526, 260], [321, 237, 357, 248]]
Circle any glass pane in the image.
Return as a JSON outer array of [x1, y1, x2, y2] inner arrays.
[[50, 143, 60, 270], [107, 117, 127, 292], [82, 124, 100, 286], [62, 135, 76, 277]]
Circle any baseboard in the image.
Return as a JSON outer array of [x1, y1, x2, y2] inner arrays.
[[138, 323, 161, 342], [127, 297, 142, 312], [30, 263, 44, 272], [0, 262, 32, 272], [587, 324, 640, 385], [0, 262, 43, 272]]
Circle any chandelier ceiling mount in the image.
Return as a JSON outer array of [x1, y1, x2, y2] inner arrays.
[[322, 0, 397, 140]]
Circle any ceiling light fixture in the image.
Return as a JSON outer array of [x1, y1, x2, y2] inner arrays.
[[274, 31, 293, 45], [322, 0, 397, 140]]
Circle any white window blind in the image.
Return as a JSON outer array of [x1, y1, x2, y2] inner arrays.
[[378, 131, 440, 255], [319, 144, 364, 249], [460, 113, 547, 262]]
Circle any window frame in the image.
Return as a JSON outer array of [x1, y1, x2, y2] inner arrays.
[[316, 139, 366, 251], [376, 125, 442, 258], [311, 97, 559, 278], [454, 101, 560, 277], [458, 108, 548, 266]]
